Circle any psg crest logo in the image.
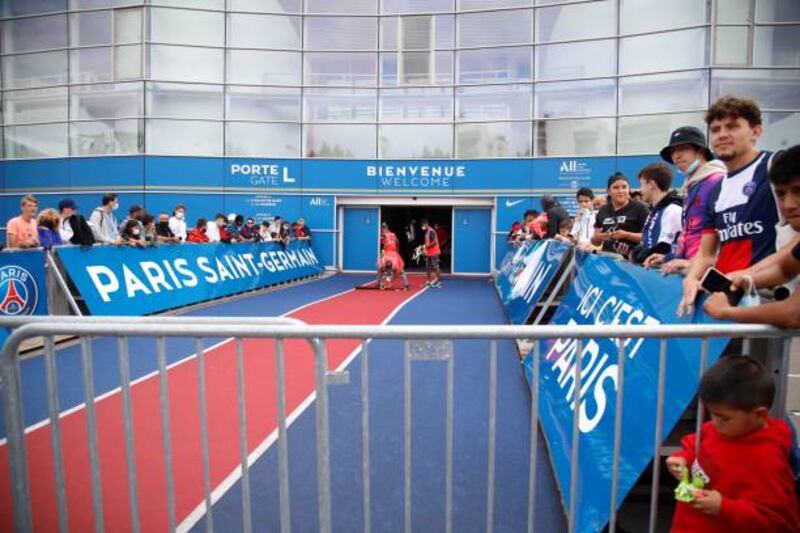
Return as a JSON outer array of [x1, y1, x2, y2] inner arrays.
[[742, 180, 757, 197], [0, 265, 39, 316]]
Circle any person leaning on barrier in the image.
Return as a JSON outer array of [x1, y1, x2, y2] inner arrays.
[[186, 218, 210, 243], [565, 187, 598, 251], [239, 217, 259, 242], [120, 219, 146, 248], [58, 199, 95, 246], [6, 194, 40, 249], [540, 194, 570, 239], [703, 145, 800, 329], [678, 97, 780, 316], [155, 212, 180, 244], [591, 173, 649, 256], [37, 208, 63, 250], [295, 217, 312, 243], [119, 204, 145, 234], [142, 214, 157, 246], [631, 162, 683, 265], [645, 126, 726, 273], [666, 356, 800, 531], [89, 193, 122, 245], [169, 204, 188, 243]]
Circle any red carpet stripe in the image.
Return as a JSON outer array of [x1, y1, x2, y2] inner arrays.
[[0, 276, 426, 532]]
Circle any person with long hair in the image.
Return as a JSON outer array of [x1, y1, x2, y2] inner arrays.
[[591, 172, 650, 256]]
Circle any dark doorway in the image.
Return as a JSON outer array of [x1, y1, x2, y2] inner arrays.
[[381, 206, 452, 272]]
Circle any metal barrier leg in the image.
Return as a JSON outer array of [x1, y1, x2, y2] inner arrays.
[[80, 337, 105, 533], [567, 339, 583, 533], [156, 337, 177, 532], [608, 339, 626, 533], [695, 339, 708, 460], [445, 340, 454, 533], [196, 338, 214, 533], [312, 338, 332, 533], [276, 339, 291, 533], [527, 340, 540, 533], [117, 337, 140, 533], [404, 340, 412, 533], [361, 340, 372, 533], [235, 339, 253, 533], [648, 339, 668, 533], [45, 336, 69, 533], [486, 340, 497, 533]]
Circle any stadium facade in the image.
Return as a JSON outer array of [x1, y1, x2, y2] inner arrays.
[[1, 0, 798, 271]]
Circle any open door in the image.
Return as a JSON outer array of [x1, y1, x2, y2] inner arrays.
[[341, 207, 379, 271]]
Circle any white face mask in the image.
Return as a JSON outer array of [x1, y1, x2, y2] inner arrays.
[[132, 229, 140, 236], [176, 211, 185, 220], [112, 202, 119, 211], [683, 158, 701, 175]]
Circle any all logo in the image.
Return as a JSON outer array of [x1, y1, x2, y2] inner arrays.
[[0, 265, 39, 315]]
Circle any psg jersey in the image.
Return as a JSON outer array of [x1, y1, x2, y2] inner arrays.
[[701, 151, 778, 274]]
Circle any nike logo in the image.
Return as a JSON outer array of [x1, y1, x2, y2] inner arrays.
[[505, 199, 525, 208]]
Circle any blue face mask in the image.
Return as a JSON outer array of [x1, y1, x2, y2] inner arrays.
[[683, 158, 701, 175]]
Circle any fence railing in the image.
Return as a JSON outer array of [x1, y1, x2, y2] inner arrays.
[[0, 318, 796, 533]]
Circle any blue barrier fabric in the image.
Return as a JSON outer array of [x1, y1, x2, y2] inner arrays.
[[524, 251, 729, 532], [56, 241, 324, 316], [494, 240, 571, 324]]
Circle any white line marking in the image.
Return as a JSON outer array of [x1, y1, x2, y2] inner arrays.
[[176, 284, 430, 533], [0, 281, 365, 448]]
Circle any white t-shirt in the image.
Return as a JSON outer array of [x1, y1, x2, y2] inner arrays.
[[169, 216, 187, 242], [59, 217, 74, 243], [206, 221, 220, 242]]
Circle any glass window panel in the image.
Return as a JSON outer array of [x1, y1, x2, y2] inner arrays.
[[146, 119, 222, 155], [618, 112, 705, 155], [70, 0, 145, 8], [756, 0, 800, 23], [115, 45, 142, 80], [228, 0, 301, 13], [306, 0, 377, 13], [70, 11, 112, 46], [150, 45, 223, 83], [457, 9, 533, 47], [227, 14, 301, 49], [761, 112, 800, 152], [380, 52, 453, 86], [534, 118, 615, 156], [3, 88, 68, 124], [378, 124, 452, 158], [70, 119, 141, 155], [71, 47, 112, 83], [536, 1, 615, 43], [711, 69, 800, 110], [619, 29, 707, 76], [456, 84, 531, 120], [226, 122, 300, 157], [304, 88, 377, 121], [147, 82, 223, 119], [619, 71, 708, 115], [3, 0, 66, 17], [457, 47, 532, 84], [150, 8, 224, 47], [305, 53, 377, 86], [714, 26, 750, 66], [754, 26, 800, 67], [150, 0, 224, 8], [380, 88, 453, 121], [304, 124, 376, 158], [71, 82, 143, 119], [716, 0, 752, 24], [304, 17, 377, 50], [535, 79, 615, 118], [620, 0, 706, 34], [381, 15, 454, 50], [2, 51, 68, 89], [456, 121, 531, 158], [459, 0, 531, 9], [227, 86, 300, 121], [381, 0, 453, 14], [535, 40, 616, 80], [4, 123, 68, 158], [2, 15, 67, 53], [115, 8, 143, 44], [228, 50, 301, 85]]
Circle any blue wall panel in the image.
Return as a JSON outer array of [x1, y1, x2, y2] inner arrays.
[[71, 156, 144, 189], [4, 159, 71, 190], [145, 156, 224, 189], [342, 207, 379, 271], [453, 208, 492, 274]]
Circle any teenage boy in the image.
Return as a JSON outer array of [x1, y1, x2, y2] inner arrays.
[[666, 356, 800, 531], [421, 219, 442, 288], [678, 97, 779, 316], [632, 162, 683, 264]]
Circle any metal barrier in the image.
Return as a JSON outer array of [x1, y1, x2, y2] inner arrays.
[[0, 318, 796, 533]]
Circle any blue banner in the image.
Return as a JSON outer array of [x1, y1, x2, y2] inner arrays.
[[0, 249, 48, 317], [495, 240, 571, 324], [56, 241, 323, 316], [527, 251, 728, 532]]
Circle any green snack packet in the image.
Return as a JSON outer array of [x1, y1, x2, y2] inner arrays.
[[674, 466, 703, 503]]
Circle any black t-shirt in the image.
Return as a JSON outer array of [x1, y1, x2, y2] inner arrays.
[[594, 200, 650, 253], [545, 205, 570, 239]]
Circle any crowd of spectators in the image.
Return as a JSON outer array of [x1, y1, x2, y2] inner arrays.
[[4, 191, 312, 252]]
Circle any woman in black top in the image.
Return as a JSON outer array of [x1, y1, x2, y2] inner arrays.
[[591, 173, 650, 256]]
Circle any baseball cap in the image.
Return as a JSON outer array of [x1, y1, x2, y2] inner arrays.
[[58, 199, 77, 212]]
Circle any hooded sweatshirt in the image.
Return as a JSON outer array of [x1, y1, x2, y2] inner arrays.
[[667, 160, 727, 261], [669, 418, 800, 533], [88, 207, 119, 244], [633, 190, 683, 264]]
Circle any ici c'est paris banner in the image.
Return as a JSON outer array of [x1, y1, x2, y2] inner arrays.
[[526, 251, 729, 532], [56, 241, 323, 316], [495, 239, 571, 324]]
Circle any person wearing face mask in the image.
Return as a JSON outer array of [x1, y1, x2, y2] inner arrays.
[[643, 126, 726, 273], [567, 187, 598, 250], [89, 193, 122, 245], [186, 218, 210, 243], [591, 173, 650, 256], [169, 204, 188, 243], [155, 212, 180, 244], [121, 219, 146, 248]]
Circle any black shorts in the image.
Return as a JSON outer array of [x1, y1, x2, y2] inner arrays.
[[426, 255, 440, 270]]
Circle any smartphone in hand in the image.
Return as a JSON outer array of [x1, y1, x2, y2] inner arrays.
[[700, 267, 744, 306]]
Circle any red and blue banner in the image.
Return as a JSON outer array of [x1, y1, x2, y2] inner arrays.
[[56, 241, 323, 316], [526, 251, 729, 532], [0, 250, 48, 317]]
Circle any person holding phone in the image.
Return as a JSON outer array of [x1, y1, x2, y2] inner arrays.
[[591, 173, 649, 256]]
